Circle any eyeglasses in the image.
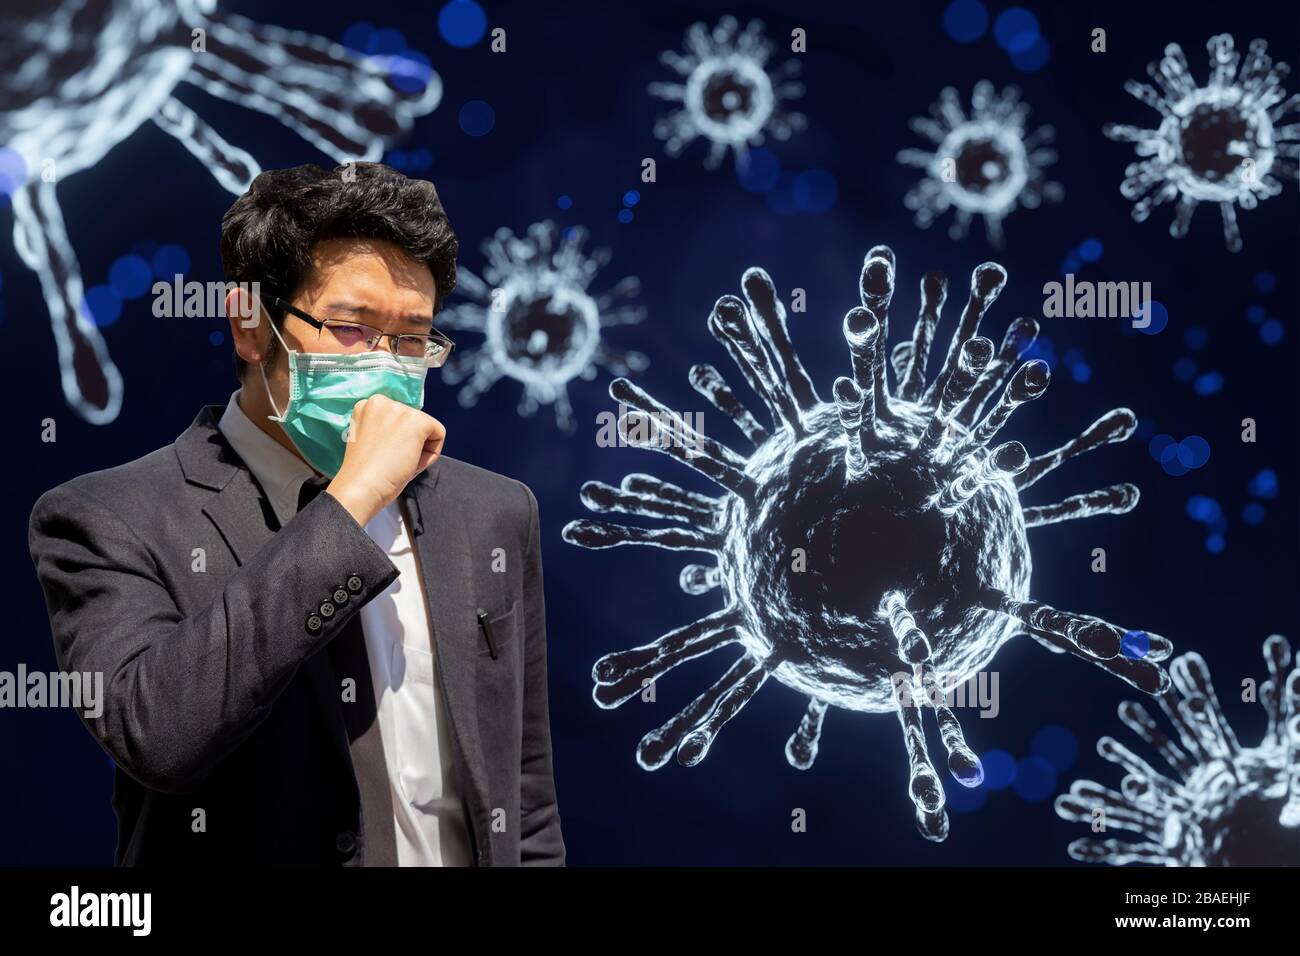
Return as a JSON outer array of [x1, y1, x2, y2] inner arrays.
[[267, 295, 455, 368]]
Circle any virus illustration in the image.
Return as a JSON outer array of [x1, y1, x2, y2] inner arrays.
[[897, 82, 1063, 247], [648, 15, 806, 170], [1105, 34, 1299, 253], [563, 243, 1174, 841], [0, 0, 440, 423], [437, 221, 648, 433], [1056, 635, 1300, 866]]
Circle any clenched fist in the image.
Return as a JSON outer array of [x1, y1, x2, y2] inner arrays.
[[326, 394, 446, 526]]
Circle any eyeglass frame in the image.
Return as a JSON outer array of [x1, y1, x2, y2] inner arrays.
[[265, 294, 456, 368]]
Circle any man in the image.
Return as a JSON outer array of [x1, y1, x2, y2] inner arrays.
[[27, 163, 565, 866]]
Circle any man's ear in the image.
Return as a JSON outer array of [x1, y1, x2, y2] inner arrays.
[[227, 286, 269, 365]]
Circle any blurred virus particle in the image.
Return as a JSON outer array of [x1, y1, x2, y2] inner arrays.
[[1105, 34, 1299, 253], [897, 81, 1063, 247], [437, 221, 648, 433], [1057, 636, 1300, 865], [0, 0, 441, 423], [563, 243, 1173, 840], [649, 15, 806, 171]]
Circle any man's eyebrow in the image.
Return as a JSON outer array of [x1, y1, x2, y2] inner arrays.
[[320, 302, 433, 328]]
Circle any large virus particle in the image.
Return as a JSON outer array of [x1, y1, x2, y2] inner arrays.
[[1056, 635, 1300, 866], [437, 221, 648, 433], [1104, 34, 1299, 253], [897, 82, 1063, 248], [0, 0, 440, 423], [648, 15, 806, 170], [563, 244, 1173, 841]]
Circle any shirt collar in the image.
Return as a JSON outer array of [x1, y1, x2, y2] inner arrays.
[[217, 387, 318, 528]]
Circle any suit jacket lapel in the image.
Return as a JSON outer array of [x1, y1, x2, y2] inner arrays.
[[177, 405, 355, 789]]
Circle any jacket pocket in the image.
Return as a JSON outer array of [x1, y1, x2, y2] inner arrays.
[[475, 600, 519, 658]]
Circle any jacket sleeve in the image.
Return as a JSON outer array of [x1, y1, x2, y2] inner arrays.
[[27, 481, 399, 794], [516, 481, 566, 865]]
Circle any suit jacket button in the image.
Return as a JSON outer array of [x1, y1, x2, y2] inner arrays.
[[346, 574, 363, 594], [319, 601, 336, 619], [336, 830, 357, 856], [306, 614, 323, 634], [333, 587, 349, 605]]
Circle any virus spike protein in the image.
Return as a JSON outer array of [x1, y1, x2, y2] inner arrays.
[[564, 246, 1172, 841]]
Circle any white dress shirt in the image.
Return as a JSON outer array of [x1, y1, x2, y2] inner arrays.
[[218, 388, 472, 866]]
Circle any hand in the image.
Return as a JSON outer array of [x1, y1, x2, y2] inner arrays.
[[325, 395, 446, 526]]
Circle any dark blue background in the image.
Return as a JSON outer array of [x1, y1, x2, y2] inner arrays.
[[2, 0, 1296, 865]]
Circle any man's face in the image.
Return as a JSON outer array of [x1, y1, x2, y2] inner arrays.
[[240, 236, 438, 413]]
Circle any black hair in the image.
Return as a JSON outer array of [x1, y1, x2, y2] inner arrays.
[[220, 162, 458, 380]]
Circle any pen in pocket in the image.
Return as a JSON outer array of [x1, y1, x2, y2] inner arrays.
[[476, 608, 498, 659]]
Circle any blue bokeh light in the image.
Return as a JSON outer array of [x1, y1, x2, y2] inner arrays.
[[386, 50, 434, 95], [365, 27, 406, 56], [1148, 433, 1175, 460], [458, 100, 495, 137], [1078, 238, 1103, 262], [1160, 443, 1190, 476], [1010, 36, 1051, 72], [108, 255, 153, 300], [944, 780, 988, 813], [736, 147, 781, 193], [1177, 435, 1211, 468], [1249, 468, 1278, 499], [341, 21, 375, 54], [1030, 724, 1078, 771], [1136, 300, 1169, 335], [1242, 502, 1266, 526], [994, 8, 1040, 53], [438, 1, 488, 48], [1186, 495, 1222, 523], [1121, 630, 1151, 659], [1183, 326, 1208, 350], [980, 749, 1017, 791], [1193, 370, 1224, 396], [1012, 755, 1057, 802], [1254, 271, 1276, 294], [152, 244, 190, 279], [1260, 320, 1284, 344], [793, 168, 838, 213], [942, 0, 989, 43], [0, 147, 27, 198], [83, 285, 123, 328]]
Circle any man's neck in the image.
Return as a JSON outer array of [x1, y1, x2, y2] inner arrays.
[[236, 383, 321, 473]]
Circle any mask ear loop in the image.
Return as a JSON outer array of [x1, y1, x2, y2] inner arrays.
[[259, 311, 293, 423]]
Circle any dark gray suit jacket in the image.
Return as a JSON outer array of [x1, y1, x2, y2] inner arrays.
[[27, 404, 565, 866]]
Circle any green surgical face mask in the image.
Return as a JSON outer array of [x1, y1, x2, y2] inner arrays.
[[259, 319, 428, 478]]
